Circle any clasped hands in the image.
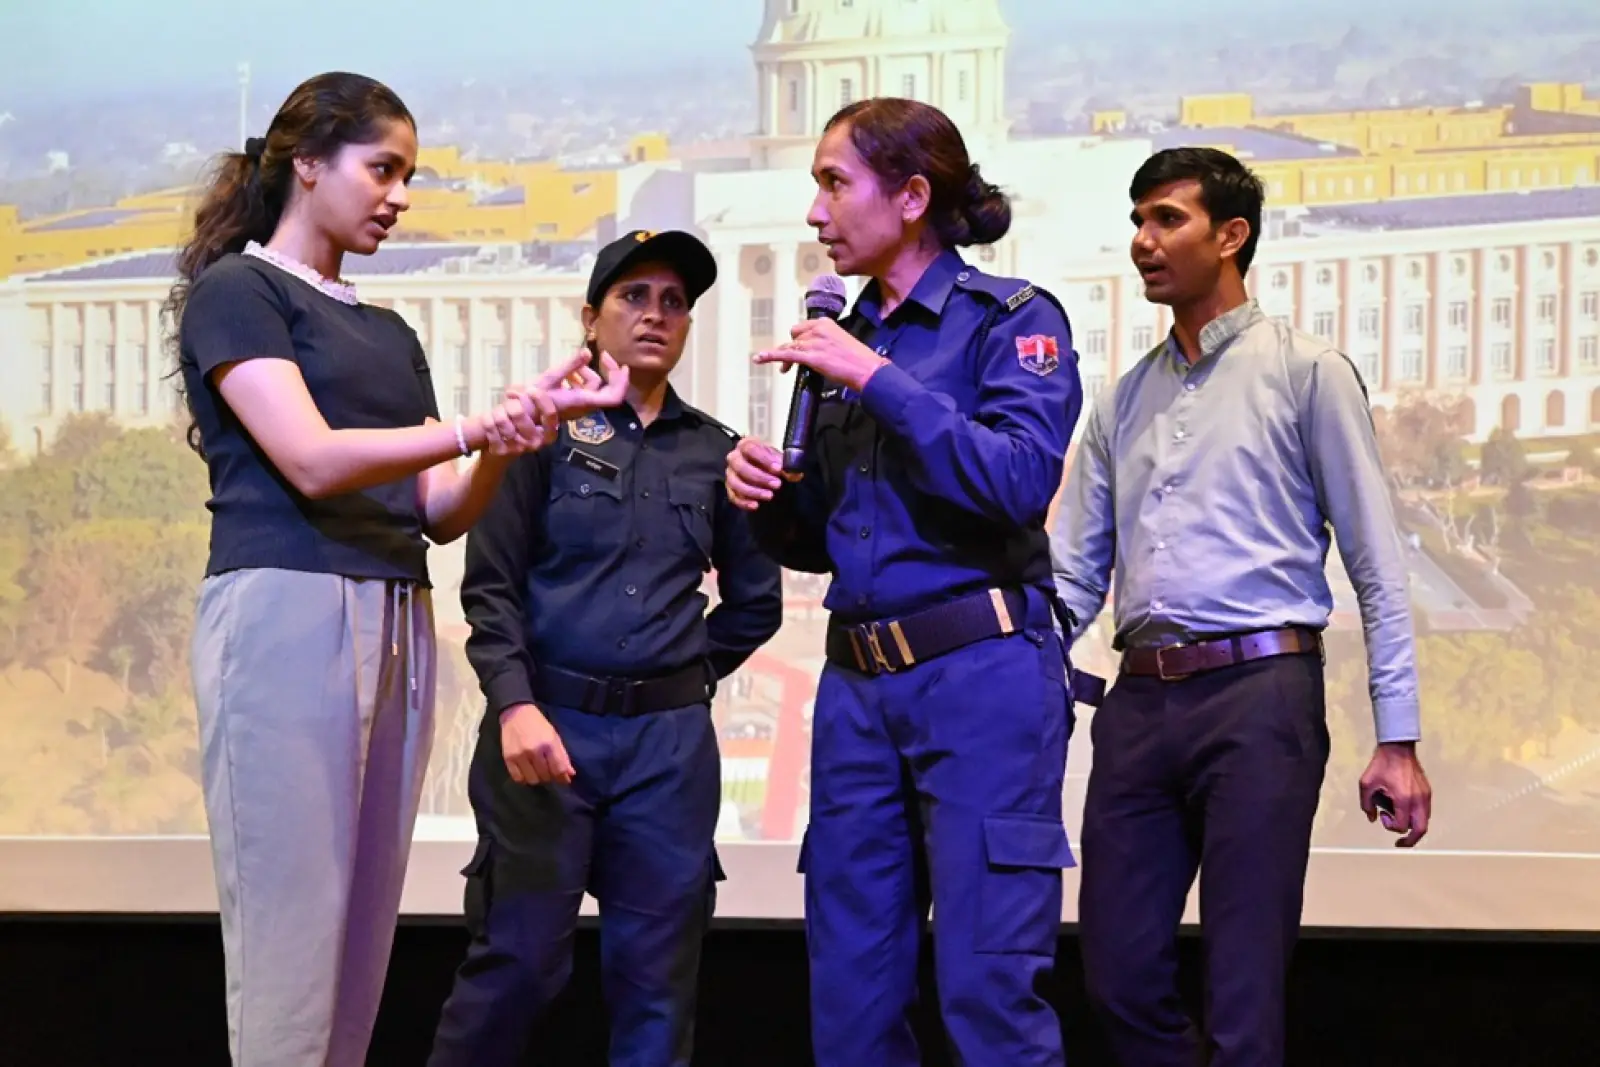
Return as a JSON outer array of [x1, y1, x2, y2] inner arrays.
[[478, 348, 631, 456]]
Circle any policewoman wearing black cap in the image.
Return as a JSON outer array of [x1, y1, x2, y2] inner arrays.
[[427, 229, 785, 1067]]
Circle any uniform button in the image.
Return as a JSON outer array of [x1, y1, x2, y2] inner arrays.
[[625, 585, 638, 596], [1185, 383, 1196, 391], [579, 483, 592, 497], [858, 464, 869, 474], [1156, 540, 1166, 550], [859, 526, 871, 538], [1173, 430, 1185, 441], [629, 422, 639, 430], [875, 345, 890, 356], [641, 490, 651, 498], [618, 638, 629, 649], [957, 270, 971, 282], [1163, 483, 1175, 494], [1153, 599, 1165, 610]]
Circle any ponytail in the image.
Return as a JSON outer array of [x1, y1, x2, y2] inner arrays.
[[162, 139, 287, 456], [160, 71, 416, 457]]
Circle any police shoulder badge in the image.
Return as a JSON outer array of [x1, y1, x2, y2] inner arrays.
[[567, 412, 615, 444], [1015, 334, 1060, 377]]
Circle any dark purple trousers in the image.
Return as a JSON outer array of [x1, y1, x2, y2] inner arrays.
[[1078, 653, 1329, 1067]]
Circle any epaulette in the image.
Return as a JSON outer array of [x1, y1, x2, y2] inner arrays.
[[955, 268, 1065, 320], [684, 403, 741, 442]]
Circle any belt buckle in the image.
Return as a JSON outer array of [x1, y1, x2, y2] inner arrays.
[[606, 678, 634, 715], [863, 622, 897, 674], [1155, 644, 1191, 682]]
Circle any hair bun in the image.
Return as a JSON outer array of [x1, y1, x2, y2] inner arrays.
[[958, 163, 1011, 247]]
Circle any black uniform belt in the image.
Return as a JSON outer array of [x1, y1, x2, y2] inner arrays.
[[825, 587, 1029, 676], [1121, 626, 1322, 681], [532, 662, 714, 717]]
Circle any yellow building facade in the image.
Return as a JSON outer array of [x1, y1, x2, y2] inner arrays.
[[5, 86, 1597, 281], [0, 133, 671, 279], [1167, 82, 1600, 206]]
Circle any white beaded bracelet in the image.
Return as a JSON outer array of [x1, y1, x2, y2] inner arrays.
[[453, 413, 471, 457]]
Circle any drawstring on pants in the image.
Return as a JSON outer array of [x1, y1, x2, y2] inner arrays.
[[390, 580, 418, 720]]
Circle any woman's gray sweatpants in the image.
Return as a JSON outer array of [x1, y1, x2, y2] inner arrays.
[[191, 567, 438, 1067]]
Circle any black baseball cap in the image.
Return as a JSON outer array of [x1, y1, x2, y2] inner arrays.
[[585, 229, 718, 309]]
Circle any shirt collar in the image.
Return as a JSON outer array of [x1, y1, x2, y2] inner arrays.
[[1164, 298, 1265, 369], [613, 384, 688, 428], [855, 248, 966, 325]]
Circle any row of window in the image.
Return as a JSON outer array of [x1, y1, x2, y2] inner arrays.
[[1291, 167, 1595, 200], [1349, 337, 1600, 385], [1259, 247, 1600, 292]]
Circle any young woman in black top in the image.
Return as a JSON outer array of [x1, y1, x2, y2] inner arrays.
[[168, 71, 626, 1067]]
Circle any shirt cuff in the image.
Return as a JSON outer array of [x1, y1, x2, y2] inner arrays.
[[1373, 694, 1422, 745], [484, 667, 536, 716], [857, 360, 922, 434]]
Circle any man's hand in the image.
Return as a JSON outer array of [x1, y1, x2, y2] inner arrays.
[[499, 703, 575, 786], [1359, 741, 1431, 847]]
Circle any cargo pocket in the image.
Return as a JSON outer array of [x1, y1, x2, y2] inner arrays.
[[975, 814, 1075, 956], [460, 837, 494, 940], [704, 848, 728, 927]]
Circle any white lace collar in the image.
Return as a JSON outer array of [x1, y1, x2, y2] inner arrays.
[[243, 241, 360, 305]]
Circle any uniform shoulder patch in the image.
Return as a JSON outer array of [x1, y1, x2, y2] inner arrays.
[[1014, 334, 1061, 377]]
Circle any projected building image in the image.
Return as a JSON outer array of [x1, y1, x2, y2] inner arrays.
[[1, 0, 1598, 927]]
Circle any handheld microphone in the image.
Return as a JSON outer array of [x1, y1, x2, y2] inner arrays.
[[780, 275, 848, 480]]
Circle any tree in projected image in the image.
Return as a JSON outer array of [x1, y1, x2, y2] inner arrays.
[[1316, 392, 1600, 848], [0, 414, 210, 835]]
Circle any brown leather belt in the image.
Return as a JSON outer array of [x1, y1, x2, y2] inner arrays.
[[1121, 626, 1322, 681]]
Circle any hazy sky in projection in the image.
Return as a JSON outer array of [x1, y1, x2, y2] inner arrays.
[[0, 0, 1563, 101]]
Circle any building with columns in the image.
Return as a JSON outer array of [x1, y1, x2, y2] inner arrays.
[[1, 0, 1599, 457], [748, 0, 1011, 169]]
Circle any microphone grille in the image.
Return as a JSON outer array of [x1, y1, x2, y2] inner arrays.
[[805, 274, 848, 315]]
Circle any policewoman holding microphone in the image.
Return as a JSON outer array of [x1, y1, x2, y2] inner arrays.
[[726, 97, 1087, 1067]]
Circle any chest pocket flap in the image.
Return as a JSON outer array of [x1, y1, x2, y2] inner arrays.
[[546, 461, 624, 549], [666, 475, 716, 566]]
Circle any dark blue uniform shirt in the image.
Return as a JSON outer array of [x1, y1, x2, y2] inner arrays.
[[751, 249, 1083, 622], [462, 389, 785, 714]]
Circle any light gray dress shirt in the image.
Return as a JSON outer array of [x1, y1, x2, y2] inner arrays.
[[1050, 299, 1421, 743]]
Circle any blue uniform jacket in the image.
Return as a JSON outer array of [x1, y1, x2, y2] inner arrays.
[[461, 389, 785, 714], [751, 249, 1084, 623]]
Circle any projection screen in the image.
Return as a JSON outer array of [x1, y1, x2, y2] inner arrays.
[[2, 0, 1599, 932]]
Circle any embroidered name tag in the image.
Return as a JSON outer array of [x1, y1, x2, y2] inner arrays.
[[566, 448, 619, 481]]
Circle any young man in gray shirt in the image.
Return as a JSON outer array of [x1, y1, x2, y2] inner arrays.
[[1052, 146, 1434, 1067]]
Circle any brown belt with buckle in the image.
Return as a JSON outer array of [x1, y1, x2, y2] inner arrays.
[[1121, 626, 1323, 681]]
